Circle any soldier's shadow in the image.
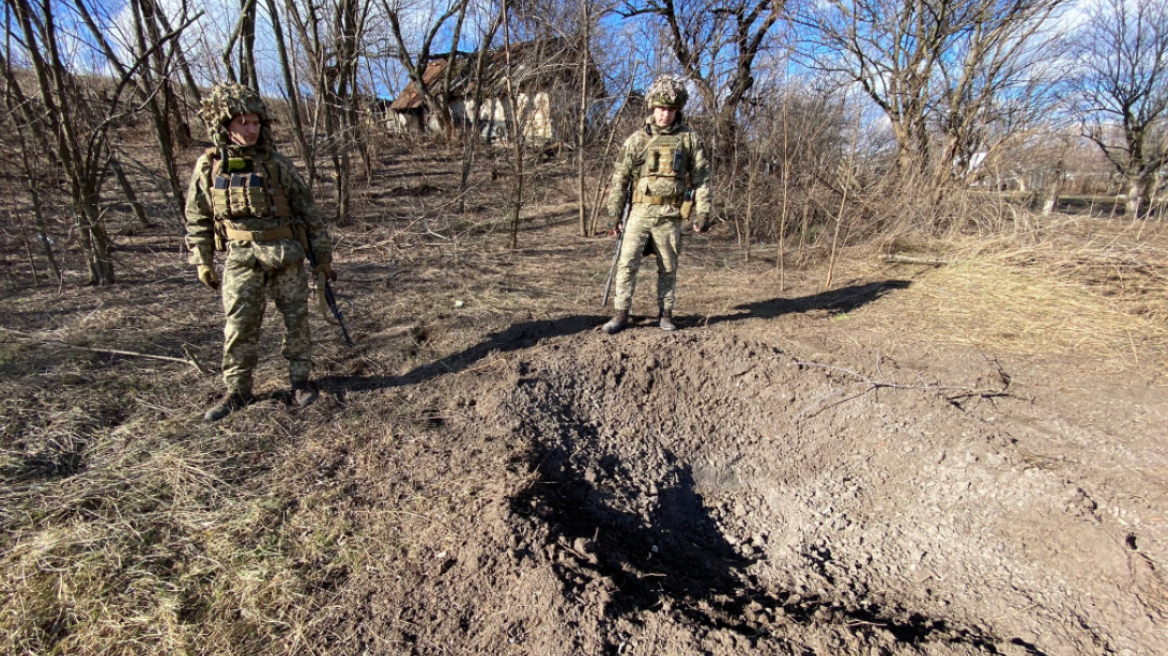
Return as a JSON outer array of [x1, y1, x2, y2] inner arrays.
[[692, 279, 911, 328], [322, 280, 910, 394], [321, 314, 607, 393]]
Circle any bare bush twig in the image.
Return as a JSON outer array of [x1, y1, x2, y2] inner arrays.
[[0, 327, 209, 374]]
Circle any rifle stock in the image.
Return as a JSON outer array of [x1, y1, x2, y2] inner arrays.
[[305, 248, 354, 346]]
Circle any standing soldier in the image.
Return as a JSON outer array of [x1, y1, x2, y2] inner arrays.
[[603, 75, 711, 334], [185, 83, 335, 422]]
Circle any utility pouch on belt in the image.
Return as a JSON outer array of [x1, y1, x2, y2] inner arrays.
[[680, 189, 694, 220]]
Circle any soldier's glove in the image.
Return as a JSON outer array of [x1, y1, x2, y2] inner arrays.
[[313, 262, 337, 282], [197, 264, 220, 290], [693, 216, 711, 234]]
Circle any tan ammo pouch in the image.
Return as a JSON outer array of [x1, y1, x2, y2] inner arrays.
[[631, 189, 682, 206], [680, 198, 694, 219], [209, 156, 293, 221], [223, 224, 296, 242]]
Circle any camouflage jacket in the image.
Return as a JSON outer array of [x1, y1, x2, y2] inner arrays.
[[606, 116, 711, 220], [184, 144, 331, 267]]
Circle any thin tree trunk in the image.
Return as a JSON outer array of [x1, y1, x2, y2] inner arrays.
[[1041, 158, 1064, 217], [744, 157, 755, 262], [129, 0, 184, 206], [148, 0, 202, 104], [776, 112, 790, 290], [14, 0, 113, 284], [241, 0, 259, 90], [21, 224, 40, 285], [266, 0, 312, 183], [501, 0, 524, 249], [576, 3, 592, 236], [107, 143, 151, 227], [441, 0, 470, 138], [458, 11, 502, 213]]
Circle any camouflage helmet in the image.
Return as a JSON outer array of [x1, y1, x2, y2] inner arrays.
[[198, 82, 270, 146], [645, 75, 689, 110]]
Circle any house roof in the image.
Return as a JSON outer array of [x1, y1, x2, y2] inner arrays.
[[389, 37, 605, 113], [389, 59, 451, 111]]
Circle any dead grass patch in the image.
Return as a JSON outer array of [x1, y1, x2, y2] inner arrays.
[[866, 217, 1168, 369]]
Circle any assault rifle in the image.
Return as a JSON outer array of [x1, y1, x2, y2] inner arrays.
[[601, 188, 632, 308], [304, 245, 354, 347]]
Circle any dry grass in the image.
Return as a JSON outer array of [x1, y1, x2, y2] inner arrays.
[[864, 216, 1168, 370], [0, 395, 367, 655]]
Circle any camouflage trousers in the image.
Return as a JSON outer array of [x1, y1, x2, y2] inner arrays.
[[220, 249, 310, 393], [612, 207, 682, 313]]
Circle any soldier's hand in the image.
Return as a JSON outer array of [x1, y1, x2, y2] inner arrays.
[[693, 216, 711, 234], [197, 264, 220, 290], [313, 262, 337, 282]]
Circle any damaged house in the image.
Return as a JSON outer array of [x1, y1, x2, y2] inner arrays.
[[384, 37, 606, 144]]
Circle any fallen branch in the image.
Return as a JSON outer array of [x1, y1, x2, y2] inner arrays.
[[791, 359, 1010, 422], [880, 254, 950, 266], [0, 326, 210, 374]]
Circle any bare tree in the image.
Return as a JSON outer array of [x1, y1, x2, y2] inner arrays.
[[501, 0, 526, 249], [458, 8, 504, 211], [265, 0, 314, 182], [223, 0, 260, 88], [284, 0, 374, 222], [798, 0, 1065, 183], [575, 0, 605, 235], [5, 0, 196, 285], [1071, 0, 1168, 217], [0, 51, 61, 283], [619, 0, 784, 149], [382, 0, 472, 134], [932, 0, 1066, 187], [72, 0, 192, 207], [517, 0, 614, 235]]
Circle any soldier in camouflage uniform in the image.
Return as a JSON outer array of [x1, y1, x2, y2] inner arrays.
[[185, 82, 335, 422], [604, 75, 711, 334]]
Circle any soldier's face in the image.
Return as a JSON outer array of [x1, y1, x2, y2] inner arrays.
[[226, 113, 262, 146], [653, 106, 677, 128]]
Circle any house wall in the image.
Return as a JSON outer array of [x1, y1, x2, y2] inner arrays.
[[387, 91, 558, 143]]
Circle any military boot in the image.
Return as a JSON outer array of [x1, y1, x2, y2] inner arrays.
[[659, 309, 677, 332], [204, 390, 253, 422], [602, 310, 629, 334], [292, 381, 319, 409]]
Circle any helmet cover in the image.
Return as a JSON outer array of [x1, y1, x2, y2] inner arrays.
[[198, 82, 270, 147], [645, 75, 689, 110]]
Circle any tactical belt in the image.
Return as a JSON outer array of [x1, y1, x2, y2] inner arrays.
[[224, 225, 295, 242], [632, 190, 682, 206]]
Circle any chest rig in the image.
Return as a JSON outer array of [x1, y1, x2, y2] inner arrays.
[[207, 148, 293, 222], [639, 132, 688, 183], [631, 130, 691, 207]]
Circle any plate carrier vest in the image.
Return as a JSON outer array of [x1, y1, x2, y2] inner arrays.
[[206, 147, 293, 222]]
